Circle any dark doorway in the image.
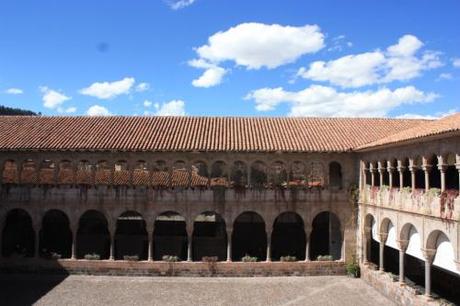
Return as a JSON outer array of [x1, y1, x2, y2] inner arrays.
[[310, 211, 342, 260], [39, 210, 72, 258], [232, 212, 266, 261], [115, 211, 148, 260], [192, 212, 227, 261], [1, 209, 35, 257], [153, 211, 187, 260], [76, 210, 110, 259], [329, 162, 342, 189], [271, 212, 306, 261]]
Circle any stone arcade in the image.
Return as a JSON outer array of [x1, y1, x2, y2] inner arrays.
[[0, 114, 459, 304]]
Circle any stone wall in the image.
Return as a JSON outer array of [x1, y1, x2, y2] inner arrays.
[[0, 259, 346, 277]]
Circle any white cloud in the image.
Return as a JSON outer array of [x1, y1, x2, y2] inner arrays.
[[297, 35, 443, 88], [65, 107, 77, 114], [245, 85, 438, 117], [154, 100, 186, 116], [167, 0, 195, 10], [40, 87, 71, 109], [143, 100, 153, 107], [453, 58, 460, 68], [396, 109, 456, 120], [437, 73, 452, 81], [86, 105, 111, 116], [189, 23, 324, 87], [4, 88, 23, 95], [136, 82, 150, 92], [79, 77, 135, 99]]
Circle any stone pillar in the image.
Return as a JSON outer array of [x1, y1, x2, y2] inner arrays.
[[363, 228, 371, 264], [304, 226, 312, 262], [148, 230, 154, 261], [266, 231, 272, 262], [422, 249, 436, 297], [370, 167, 376, 187], [397, 166, 404, 190], [109, 231, 115, 260], [226, 229, 232, 262], [388, 167, 394, 188], [423, 165, 431, 192], [439, 165, 446, 192], [378, 166, 384, 187], [397, 240, 408, 283], [187, 235, 192, 262], [71, 228, 77, 260], [378, 232, 388, 272], [409, 165, 416, 192]]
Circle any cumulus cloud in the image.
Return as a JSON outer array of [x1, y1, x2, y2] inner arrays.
[[189, 23, 324, 87], [86, 105, 111, 116], [437, 73, 452, 81], [154, 100, 186, 116], [297, 35, 443, 88], [167, 0, 195, 10], [396, 109, 457, 120], [4, 88, 23, 95], [40, 87, 71, 109], [245, 85, 438, 117], [79, 77, 135, 99], [135, 82, 150, 92], [143, 100, 153, 107], [453, 58, 460, 68], [65, 107, 77, 114]]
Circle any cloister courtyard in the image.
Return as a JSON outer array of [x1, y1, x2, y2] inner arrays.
[[0, 275, 393, 306]]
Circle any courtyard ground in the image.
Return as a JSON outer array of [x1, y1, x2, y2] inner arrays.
[[0, 274, 394, 306]]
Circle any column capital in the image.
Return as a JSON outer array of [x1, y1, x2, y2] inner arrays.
[[422, 165, 432, 172], [437, 164, 448, 172], [396, 239, 409, 252], [397, 165, 405, 172], [408, 165, 417, 172], [387, 166, 396, 173], [421, 248, 436, 263], [378, 232, 388, 243]]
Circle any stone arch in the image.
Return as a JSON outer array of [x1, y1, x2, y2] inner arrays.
[[310, 211, 342, 260], [95, 160, 112, 185], [1, 208, 35, 257], [191, 160, 209, 188], [307, 161, 325, 188], [400, 223, 423, 260], [114, 211, 148, 260], [329, 161, 342, 189], [39, 209, 72, 258], [76, 160, 93, 185], [271, 212, 306, 261], [290, 161, 307, 185], [57, 160, 74, 184], [192, 211, 227, 261], [38, 160, 56, 185], [380, 217, 398, 273], [270, 161, 287, 188], [363, 161, 371, 185], [250, 161, 268, 188], [232, 211, 267, 261], [210, 160, 228, 187], [230, 161, 247, 188], [76, 210, 110, 259], [153, 211, 187, 260], [2, 159, 18, 184], [364, 213, 378, 265], [20, 159, 38, 184]]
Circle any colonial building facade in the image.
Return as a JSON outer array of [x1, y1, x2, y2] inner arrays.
[[0, 114, 459, 303]]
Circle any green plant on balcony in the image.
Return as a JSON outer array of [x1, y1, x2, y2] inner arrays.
[[280, 255, 297, 262], [316, 255, 333, 261], [346, 261, 360, 278], [84, 253, 100, 260], [241, 254, 258, 262], [162, 255, 179, 262], [123, 255, 139, 261]]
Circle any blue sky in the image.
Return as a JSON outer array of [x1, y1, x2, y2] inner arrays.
[[0, 0, 459, 118]]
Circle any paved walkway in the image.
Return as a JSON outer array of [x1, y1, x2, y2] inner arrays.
[[0, 275, 394, 306]]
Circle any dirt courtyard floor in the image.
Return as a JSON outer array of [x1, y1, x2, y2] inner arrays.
[[0, 274, 395, 306]]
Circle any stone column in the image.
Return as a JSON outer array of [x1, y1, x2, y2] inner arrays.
[[378, 232, 388, 272], [226, 229, 232, 262], [397, 166, 404, 190], [147, 229, 154, 261], [71, 228, 77, 260], [423, 165, 431, 192], [109, 231, 115, 260], [409, 165, 416, 192], [187, 234, 192, 262], [304, 226, 312, 262], [266, 231, 272, 262], [397, 240, 408, 283], [422, 249, 436, 297], [388, 167, 394, 188], [378, 165, 384, 187], [370, 167, 376, 187], [363, 228, 371, 264], [439, 165, 446, 192]]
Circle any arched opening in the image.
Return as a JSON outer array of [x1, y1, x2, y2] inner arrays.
[[38, 160, 56, 185], [427, 230, 460, 304], [307, 161, 325, 188], [250, 161, 268, 189], [364, 162, 371, 186], [39, 210, 72, 258], [310, 211, 342, 260], [380, 218, 399, 274], [191, 161, 209, 188], [270, 161, 287, 188], [1, 209, 35, 257], [153, 211, 187, 260], [363, 214, 378, 265], [445, 153, 459, 190], [232, 212, 266, 261], [329, 161, 342, 189], [95, 160, 112, 185], [401, 158, 411, 188], [2, 160, 18, 184], [76, 160, 93, 185], [192, 212, 227, 261], [400, 223, 425, 290], [230, 161, 247, 188], [113, 160, 130, 186], [380, 161, 389, 186], [210, 161, 228, 187], [152, 160, 169, 188], [20, 159, 37, 184], [172, 161, 189, 188], [114, 211, 148, 260], [133, 160, 149, 186], [290, 161, 307, 186], [76, 210, 110, 259], [428, 155, 441, 189], [389, 159, 399, 188], [413, 156, 425, 190], [271, 212, 306, 261], [371, 162, 380, 187], [57, 160, 74, 184]]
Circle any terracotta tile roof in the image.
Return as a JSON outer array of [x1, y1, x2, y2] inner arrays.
[[357, 113, 460, 150], [0, 116, 428, 153]]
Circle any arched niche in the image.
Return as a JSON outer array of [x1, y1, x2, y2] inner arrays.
[[329, 161, 342, 189], [210, 161, 228, 187], [1, 209, 35, 258], [171, 161, 189, 188], [76, 160, 93, 185], [271, 212, 305, 261], [39, 209, 72, 258], [20, 159, 37, 184], [2, 160, 18, 184], [57, 160, 74, 184], [230, 161, 247, 188], [191, 161, 209, 188], [310, 211, 342, 260], [232, 211, 266, 261], [250, 161, 268, 189], [39, 160, 56, 185], [270, 161, 287, 188], [153, 211, 187, 260]]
